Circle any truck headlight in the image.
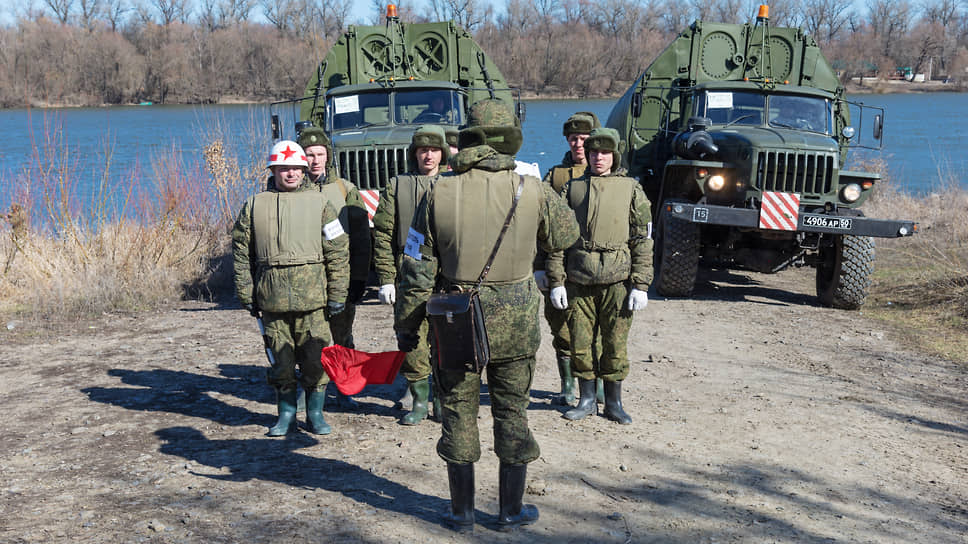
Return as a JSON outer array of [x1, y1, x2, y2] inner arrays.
[[707, 174, 726, 191], [841, 183, 862, 202]]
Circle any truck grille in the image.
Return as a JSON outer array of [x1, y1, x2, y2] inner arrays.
[[337, 146, 409, 191], [754, 151, 836, 198]]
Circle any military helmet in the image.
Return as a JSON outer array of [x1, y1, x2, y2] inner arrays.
[[267, 140, 308, 169], [562, 111, 601, 136], [584, 127, 625, 174], [458, 98, 523, 155], [408, 125, 451, 171]]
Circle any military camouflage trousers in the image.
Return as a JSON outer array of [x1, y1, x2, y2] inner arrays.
[[566, 282, 633, 382], [400, 317, 432, 382], [263, 308, 333, 392], [542, 290, 570, 355], [328, 302, 357, 348], [435, 356, 540, 465]]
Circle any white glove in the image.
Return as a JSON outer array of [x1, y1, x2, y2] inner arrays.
[[550, 286, 568, 310], [533, 270, 549, 291], [628, 288, 648, 311], [378, 284, 396, 305]]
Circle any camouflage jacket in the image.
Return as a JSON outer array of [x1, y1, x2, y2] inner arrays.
[[371, 172, 437, 287], [547, 168, 653, 290], [536, 151, 585, 271], [232, 181, 350, 313], [395, 146, 579, 361]]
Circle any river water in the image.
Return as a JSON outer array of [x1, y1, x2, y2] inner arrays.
[[0, 94, 965, 220]]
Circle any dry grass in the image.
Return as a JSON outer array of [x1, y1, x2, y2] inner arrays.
[[860, 158, 968, 362], [0, 113, 265, 320]]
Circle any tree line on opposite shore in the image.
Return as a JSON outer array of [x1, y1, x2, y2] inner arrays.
[[1, 0, 967, 108]]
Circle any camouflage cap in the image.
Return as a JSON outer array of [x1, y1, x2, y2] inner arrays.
[[585, 127, 621, 153], [297, 126, 330, 149], [466, 98, 519, 129], [562, 111, 601, 136], [409, 125, 451, 166]]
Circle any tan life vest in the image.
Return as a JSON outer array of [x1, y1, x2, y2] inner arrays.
[[432, 169, 541, 283], [565, 174, 637, 284], [252, 191, 325, 266], [394, 174, 435, 251]]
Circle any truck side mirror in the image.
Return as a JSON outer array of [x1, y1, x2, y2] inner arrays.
[[632, 92, 643, 118], [271, 114, 280, 140], [873, 114, 883, 141], [517, 101, 526, 123]]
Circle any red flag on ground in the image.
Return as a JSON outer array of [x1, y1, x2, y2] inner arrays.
[[320, 345, 406, 396]]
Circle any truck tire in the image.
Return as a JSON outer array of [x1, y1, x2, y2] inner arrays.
[[816, 234, 875, 310], [655, 200, 700, 297]]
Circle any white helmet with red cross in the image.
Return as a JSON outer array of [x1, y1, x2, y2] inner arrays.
[[267, 140, 308, 169]]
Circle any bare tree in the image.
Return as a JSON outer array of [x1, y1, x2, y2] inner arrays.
[[427, 0, 491, 30], [44, 0, 75, 23], [800, 0, 854, 46], [78, 0, 104, 29], [200, 0, 253, 30], [149, 0, 190, 25], [103, 0, 129, 30], [866, 0, 912, 60]]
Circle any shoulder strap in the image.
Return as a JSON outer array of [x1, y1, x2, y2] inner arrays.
[[474, 173, 526, 290]]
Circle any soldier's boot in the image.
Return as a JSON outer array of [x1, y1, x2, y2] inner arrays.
[[555, 355, 576, 406], [304, 387, 332, 435], [442, 462, 475, 532], [596, 378, 605, 404], [564, 378, 598, 421], [496, 462, 539, 531], [430, 376, 442, 422], [394, 385, 413, 411], [267, 388, 298, 436], [296, 388, 306, 413], [602, 380, 632, 425], [401, 379, 430, 425]]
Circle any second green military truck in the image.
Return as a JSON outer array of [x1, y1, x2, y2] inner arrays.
[[606, 5, 917, 309]]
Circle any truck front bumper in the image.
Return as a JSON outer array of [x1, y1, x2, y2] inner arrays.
[[666, 202, 917, 238]]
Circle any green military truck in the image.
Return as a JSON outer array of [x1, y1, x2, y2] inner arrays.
[[270, 6, 521, 206], [606, 5, 917, 309]]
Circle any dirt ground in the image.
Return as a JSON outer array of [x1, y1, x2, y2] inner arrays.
[[1, 266, 965, 544]]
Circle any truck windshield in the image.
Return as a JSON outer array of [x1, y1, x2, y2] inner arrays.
[[329, 93, 390, 130], [393, 89, 463, 125], [698, 90, 831, 134]]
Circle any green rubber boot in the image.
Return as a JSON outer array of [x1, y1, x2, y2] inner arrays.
[[267, 387, 298, 436], [564, 378, 598, 421], [305, 387, 332, 435], [431, 377, 442, 422], [401, 379, 430, 425], [555, 355, 575, 406], [596, 378, 605, 404], [602, 380, 632, 425]]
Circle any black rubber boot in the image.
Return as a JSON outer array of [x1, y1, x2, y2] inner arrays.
[[267, 388, 298, 436], [564, 378, 598, 421], [442, 463, 475, 532], [602, 380, 632, 424], [497, 463, 539, 531], [401, 379, 430, 425], [555, 355, 576, 406], [431, 377, 442, 422], [596, 378, 605, 404], [305, 387, 331, 435]]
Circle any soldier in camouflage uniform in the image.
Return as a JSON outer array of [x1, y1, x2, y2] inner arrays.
[[547, 127, 653, 425], [372, 126, 450, 425], [233, 140, 350, 436], [536, 111, 602, 406], [395, 99, 579, 532], [297, 127, 372, 408]]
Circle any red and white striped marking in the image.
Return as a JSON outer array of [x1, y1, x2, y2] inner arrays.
[[759, 191, 800, 231], [359, 189, 380, 227]]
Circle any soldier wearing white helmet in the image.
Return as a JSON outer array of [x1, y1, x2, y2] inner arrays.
[[232, 140, 350, 436]]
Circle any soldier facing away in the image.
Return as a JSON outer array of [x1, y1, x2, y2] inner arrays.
[[372, 125, 451, 425], [232, 140, 350, 436], [547, 127, 653, 424], [394, 99, 580, 532], [297, 127, 372, 408]]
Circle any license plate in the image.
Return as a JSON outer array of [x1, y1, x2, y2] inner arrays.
[[802, 214, 853, 230]]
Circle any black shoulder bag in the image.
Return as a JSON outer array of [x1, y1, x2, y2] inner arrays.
[[426, 175, 526, 374]]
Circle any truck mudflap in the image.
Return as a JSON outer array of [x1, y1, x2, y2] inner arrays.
[[666, 202, 917, 238]]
